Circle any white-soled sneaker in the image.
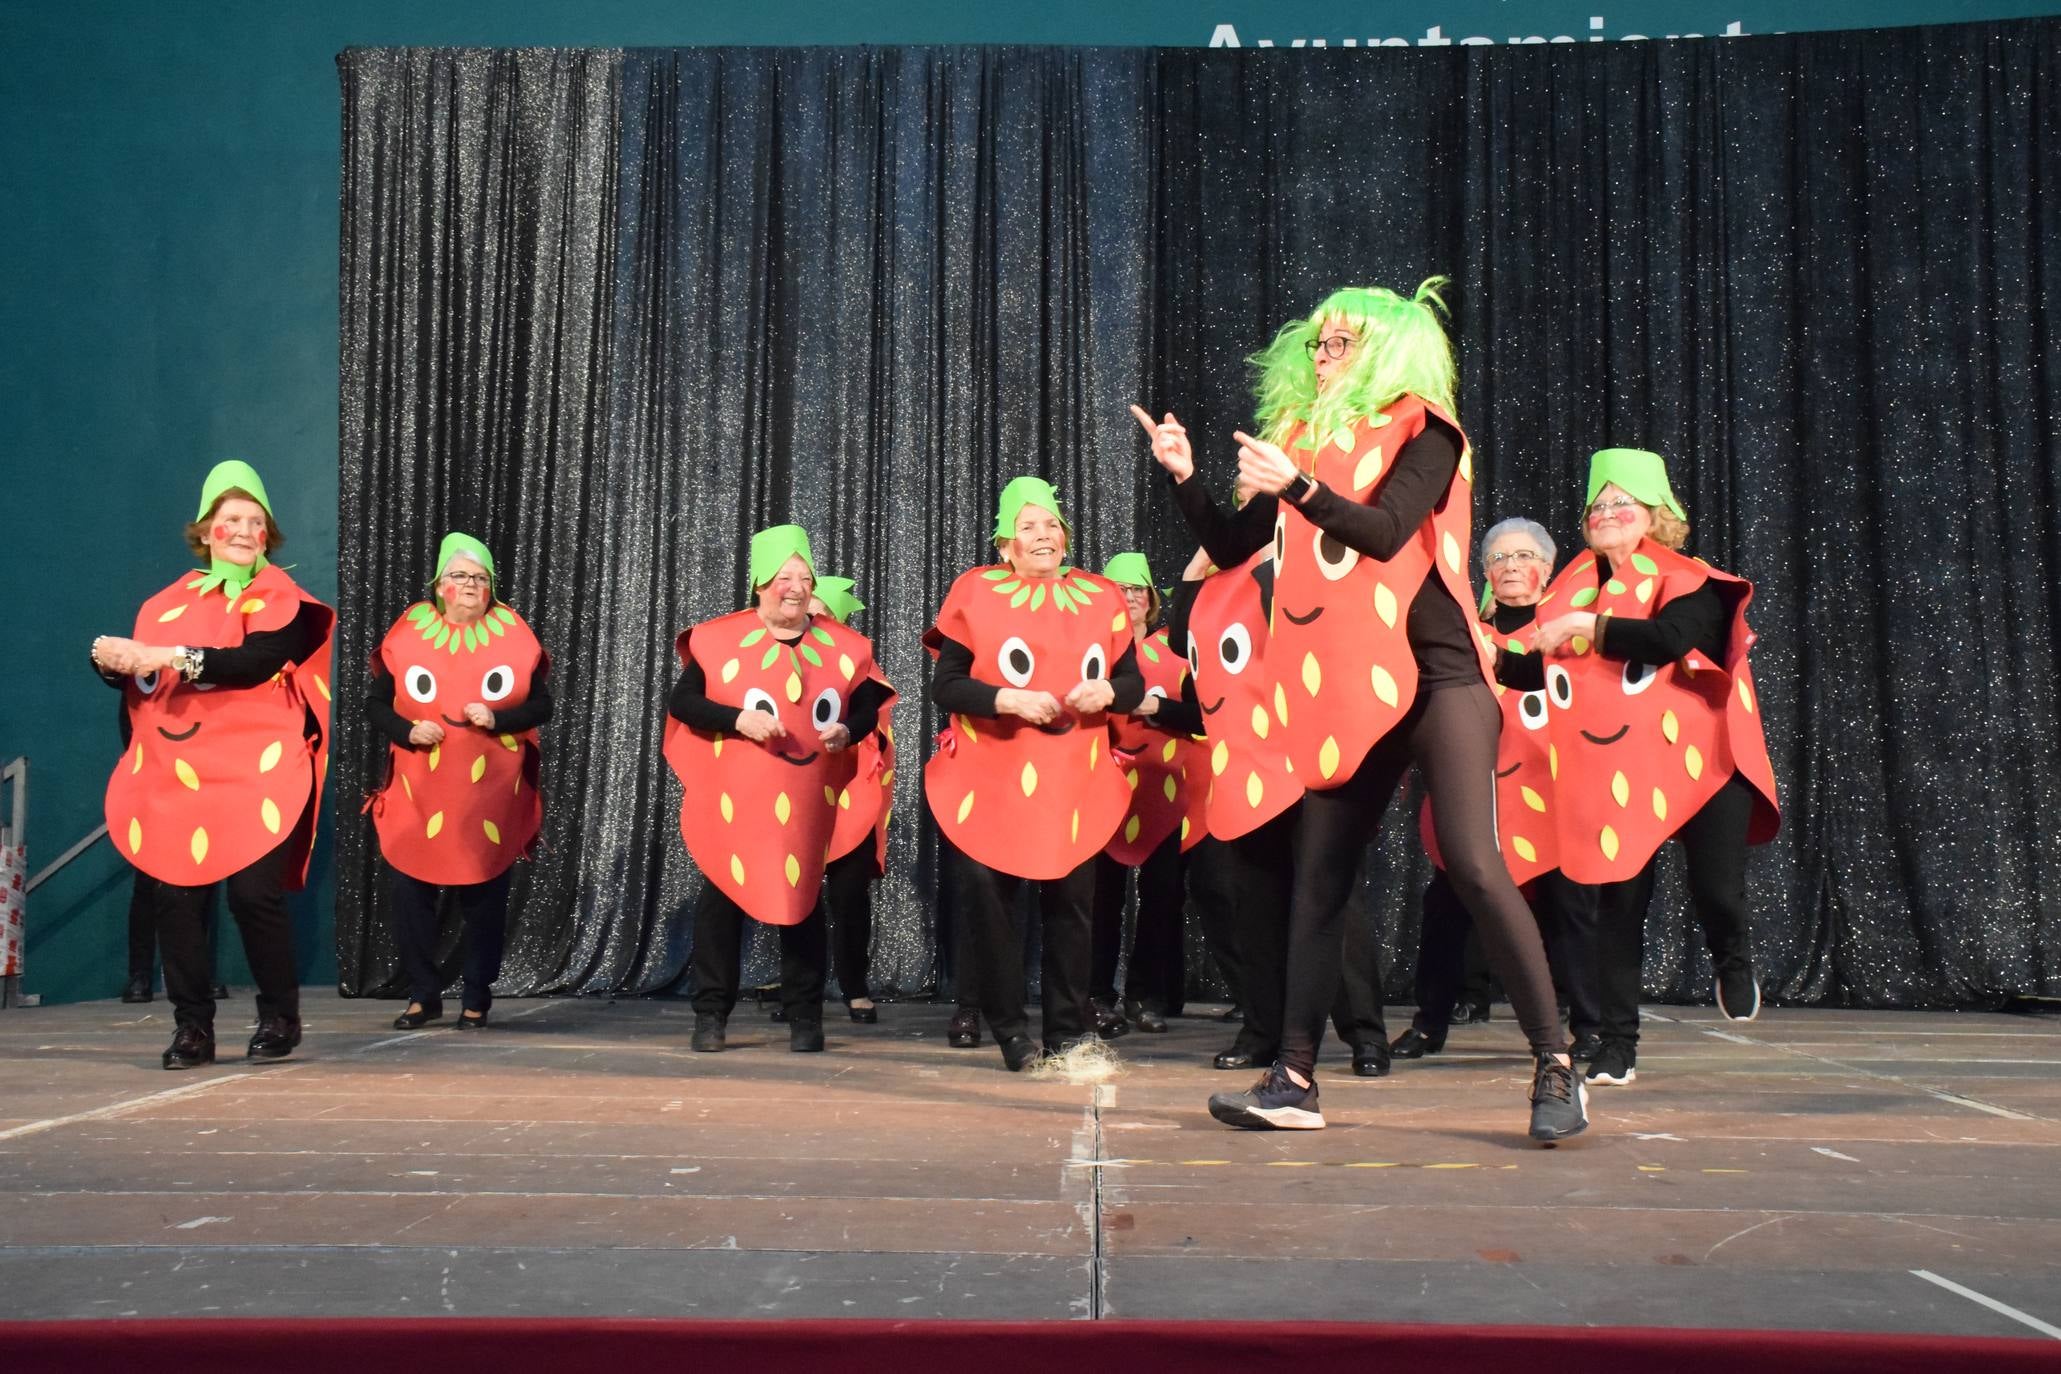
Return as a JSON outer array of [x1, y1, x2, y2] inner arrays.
[[1717, 966, 1762, 1022], [1586, 1040, 1637, 1086], [1208, 1064, 1325, 1130], [1529, 1054, 1590, 1143]]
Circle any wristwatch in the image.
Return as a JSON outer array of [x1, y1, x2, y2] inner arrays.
[[170, 646, 204, 683], [1286, 471, 1318, 504]]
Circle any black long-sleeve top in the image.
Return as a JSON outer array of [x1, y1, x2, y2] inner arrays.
[[97, 602, 331, 692], [668, 625, 891, 742], [1496, 557, 1726, 691], [1167, 416, 1479, 690], [929, 637, 1146, 719], [365, 665, 555, 750]]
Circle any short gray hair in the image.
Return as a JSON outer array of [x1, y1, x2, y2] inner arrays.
[[1480, 517, 1555, 571]]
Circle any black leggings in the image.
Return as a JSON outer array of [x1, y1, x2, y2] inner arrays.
[[823, 847, 876, 1002], [1089, 837, 1187, 1011], [1595, 773, 1756, 1046], [1281, 683, 1565, 1077]]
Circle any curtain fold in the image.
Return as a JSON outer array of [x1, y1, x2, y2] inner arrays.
[[337, 24, 2061, 1008]]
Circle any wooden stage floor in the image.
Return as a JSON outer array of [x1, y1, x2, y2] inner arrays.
[[1, 992, 2057, 1336]]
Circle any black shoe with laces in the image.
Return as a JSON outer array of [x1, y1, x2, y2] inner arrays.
[[246, 1016, 302, 1061], [1529, 1054, 1590, 1143], [1586, 1040, 1636, 1086], [161, 1026, 215, 1071], [1389, 1025, 1446, 1058], [1208, 1064, 1325, 1130], [691, 1012, 728, 1053], [947, 1007, 981, 1048], [1717, 965, 1762, 1022]]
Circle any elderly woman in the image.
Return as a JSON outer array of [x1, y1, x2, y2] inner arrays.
[[1395, 518, 1602, 1062], [664, 527, 894, 1053], [93, 460, 335, 1070], [1529, 449, 1780, 1088], [1144, 281, 1586, 1142], [924, 478, 1144, 1071], [1089, 552, 1206, 1036], [366, 533, 551, 1031]]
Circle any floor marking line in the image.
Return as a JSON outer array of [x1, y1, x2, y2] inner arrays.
[[1812, 1147, 1861, 1163], [0, 1073, 254, 1142], [1925, 1091, 2035, 1121], [1910, 1270, 2061, 1340]]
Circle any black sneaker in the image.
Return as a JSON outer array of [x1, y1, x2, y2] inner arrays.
[[1586, 1040, 1636, 1086], [161, 1026, 214, 1070], [1389, 1025, 1446, 1058], [1208, 1064, 1325, 1130], [1568, 1031, 1603, 1062], [947, 1007, 981, 1048], [1717, 965, 1762, 1022], [246, 1016, 301, 1061], [691, 1012, 728, 1053], [1529, 1055, 1590, 1143]]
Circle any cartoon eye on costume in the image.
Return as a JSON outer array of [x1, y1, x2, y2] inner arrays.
[[190, 682, 219, 693], [998, 636, 1036, 688], [1146, 685, 1168, 701], [812, 687, 843, 730], [742, 687, 780, 716], [404, 666, 439, 704], [1621, 660, 1659, 696], [134, 670, 161, 696], [479, 665, 517, 702], [1312, 530, 1360, 581], [1518, 690, 1551, 731], [1217, 623, 1254, 676], [1272, 513, 1288, 568], [1187, 639, 1202, 677], [1080, 644, 1108, 682], [1546, 664, 1574, 710]]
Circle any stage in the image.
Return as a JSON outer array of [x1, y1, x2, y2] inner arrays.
[[1, 994, 2057, 1339]]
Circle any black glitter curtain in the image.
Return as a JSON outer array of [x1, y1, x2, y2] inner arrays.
[[335, 24, 2061, 1009]]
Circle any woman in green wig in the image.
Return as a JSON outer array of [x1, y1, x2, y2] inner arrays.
[[365, 533, 553, 1031], [92, 460, 336, 1070]]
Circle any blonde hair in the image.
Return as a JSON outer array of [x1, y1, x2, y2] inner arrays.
[[1648, 505, 1690, 550]]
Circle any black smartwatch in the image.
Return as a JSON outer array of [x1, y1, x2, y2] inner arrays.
[[1286, 471, 1318, 504]]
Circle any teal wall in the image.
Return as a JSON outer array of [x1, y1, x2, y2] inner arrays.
[[4, 0, 2055, 1004]]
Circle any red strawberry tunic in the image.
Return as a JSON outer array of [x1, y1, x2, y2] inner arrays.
[[369, 603, 549, 885], [1267, 394, 1492, 787], [923, 566, 1134, 880], [1537, 538, 1780, 884], [665, 610, 893, 926], [1105, 628, 1208, 865], [1186, 550, 1304, 841], [105, 563, 335, 888], [827, 696, 897, 876], [1420, 615, 1560, 885]]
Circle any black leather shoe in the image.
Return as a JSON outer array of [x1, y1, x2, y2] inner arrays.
[[1000, 1035, 1042, 1072], [1352, 1042, 1393, 1077], [1091, 1000, 1131, 1039], [1123, 1000, 1169, 1034], [456, 1010, 489, 1031], [767, 1003, 789, 1023], [1218, 1004, 1244, 1023], [393, 1002, 442, 1030], [691, 1012, 728, 1053], [246, 1016, 302, 1061], [789, 1017, 825, 1053], [211, 982, 230, 1001], [846, 1000, 879, 1024], [161, 1026, 215, 1070], [1389, 1026, 1446, 1058], [122, 974, 153, 1004], [947, 1008, 981, 1048], [1214, 1039, 1278, 1071]]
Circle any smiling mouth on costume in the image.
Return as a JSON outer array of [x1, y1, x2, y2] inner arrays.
[[1580, 724, 1630, 746], [1200, 695, 1226, 716], [1033, 718, 1077, 736], [772, 748, 822, 767], [157, 722, 202, 742], [441, 713, 470, 727], [1281, 605, 1323, 626], [1495, 761, 1521, 779]]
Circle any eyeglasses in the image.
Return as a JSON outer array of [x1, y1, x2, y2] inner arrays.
[[441, 571, 491, 587], [1587, 498, 1645, 519], [1485, 549, 1545, 569], [1302, 334, 1357, 360]]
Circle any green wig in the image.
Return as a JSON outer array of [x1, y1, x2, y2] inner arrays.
[[1250, 278, 1459, 446]]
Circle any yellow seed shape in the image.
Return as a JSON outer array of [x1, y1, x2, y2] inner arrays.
[[839, 788, 852, 810], [483, 819, 501, 845], [1652, 788, 1669, 821], [1161, 739, 1178, 763], [128, 818, 143, 855], [958, 715, 978, 743], [1661, 710, 1680, 744], [1334, 426, 1357, 454], [784, 673, 802, 703], [260, 797, 281, 835], [1319, 735, 1342, 779], [839, 653, 856, 681], [1180, 818, 1191, 844], [823, 785, 837, 806], [1211, 740, 1230, 777], [1163, 775, 1178, 803], [470, 755, 487, 784], [1521, 785, 1547, 813], [428, 744, 441, 773], [258, 740, 283, 774], [1599, 825, 1620, 861], [132, 742, 144, 775], [730, 854, 747, 885], [1110, 611, 1127, 633], [401, 773, 413, 801], [1685, 746, 1704, 780], [956, 793, 975, 825], [1370, 664, 1399, 708], [785, 854, 802, 887], [1611, 770, 1630, 808], [500, 733, 519, 751], [1459, 448, 1474, 484], [1570, 636, 1590, 656], [1089, 737, 1100, 770], [426, 811, 444, 839], [1739, 678, 1756, 713], [1273, 683, 1290, 726], [1351, 447, 1384, 491], [1020, 761, 1039, 797], [1301, 652, 1322, 697], [712, 736, 724, 758], [1374, 582, 1398, 628], [774, 792, 792, 824], [1635, 578, 1655, 604], [721, 658, 740, 684], [1549, 744, 1560, 779], [1071, 810, 1081, 844], [240, 598, 266, 614], [1126, 768, 1141, 791], [314, 675, 331, 703], [719, 792, 734, 823], [1245, 771, 1264, 809], [189, 827, 209, 865], [1511, 835, 1537, 863], [1251, 703, 1271, 740], [1124, 815, 1142, 845], [1442, 530, 1462, 574], [174, 758, 201, 791], [157, 603, 189, 623]]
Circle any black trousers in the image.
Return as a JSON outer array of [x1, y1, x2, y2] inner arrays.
[[1184, 837, 1246, 1009], [1281, 684, 1566, 1078], [823, 847, 876, 1002], [956, 850, 1095, 1049], [1412, 868, 1599, 1038], [128, 867, 218, 982], [1595, 773, 1757, 1046], [1089, 835, 1187, 1012], [153, 837, 299, 1034], [1222, 805, 1386, 1056], [391, 868, 514, 1014], [690, 885, 826, 1020]]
